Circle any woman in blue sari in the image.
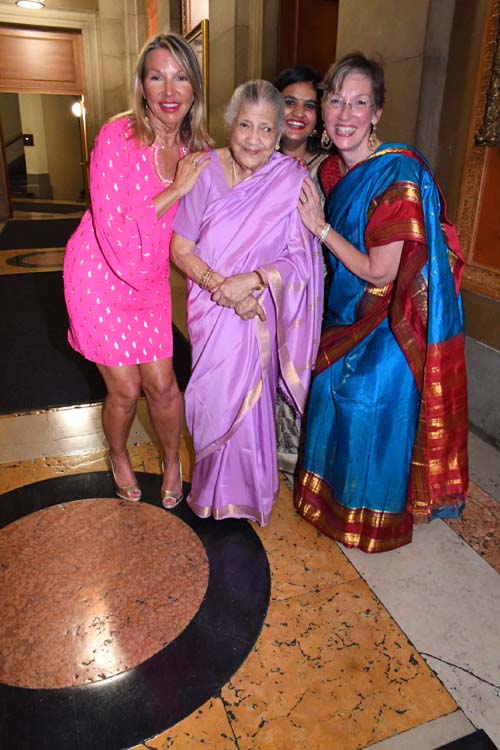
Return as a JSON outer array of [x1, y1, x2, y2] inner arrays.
[[295, 53, 468, 552]]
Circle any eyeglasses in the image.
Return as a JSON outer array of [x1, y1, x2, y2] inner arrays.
[[326, 95, 374, 112]]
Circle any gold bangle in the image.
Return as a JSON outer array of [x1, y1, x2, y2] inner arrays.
[[254, 269, 266, 291], [199, 267, 214, 291]]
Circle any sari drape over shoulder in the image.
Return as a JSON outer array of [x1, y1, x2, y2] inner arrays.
[[295, 144, 469, 552], [176, 152, 323, 525]]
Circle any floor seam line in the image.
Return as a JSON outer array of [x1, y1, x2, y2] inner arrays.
[[422, 652, 500, 690]]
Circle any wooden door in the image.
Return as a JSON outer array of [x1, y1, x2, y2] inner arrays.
[[0, 26, 84, 95], [278, 0, 338, 75]]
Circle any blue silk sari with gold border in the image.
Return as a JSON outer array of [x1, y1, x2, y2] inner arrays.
[[295, 144, 468, 553]]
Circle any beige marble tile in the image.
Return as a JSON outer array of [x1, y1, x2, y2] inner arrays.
[[0, 406, 107, 464], [128, 697, 238, 749], [222, 578, 456, 750], [0, 399, 192, 465], [255, 477, 359, 601], [342, 519, 500, 749], [364, 709, 475, 749], [422, 657, 500, 750], [0, 440, 193, 496]]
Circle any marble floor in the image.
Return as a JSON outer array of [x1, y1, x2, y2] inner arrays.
[[0, 204, 499, 749]]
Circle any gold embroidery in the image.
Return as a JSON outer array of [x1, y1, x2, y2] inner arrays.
[[188, 495, 278, 526], [364, 284, 391, 297], [366, 219, 425, 246], [370, 182, 422, 212], [300, 471, 408, 529]]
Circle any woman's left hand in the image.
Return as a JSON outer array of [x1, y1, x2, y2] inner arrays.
[[211, 273, 259, 307], [298, 176, 326, 237]]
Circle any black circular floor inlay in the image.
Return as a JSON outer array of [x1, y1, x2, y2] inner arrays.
[[6, 249, 64, 268], [0, 471, 271, 750]]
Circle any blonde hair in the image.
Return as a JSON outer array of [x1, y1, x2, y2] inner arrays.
[[126, 32, 213, 150], [224, 79, 285, 133]]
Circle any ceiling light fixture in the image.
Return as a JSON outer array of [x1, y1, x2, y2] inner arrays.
[[16, 1, 45, 9]]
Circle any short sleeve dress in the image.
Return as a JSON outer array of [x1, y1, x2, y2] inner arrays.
[[63, 116, 182, 367]]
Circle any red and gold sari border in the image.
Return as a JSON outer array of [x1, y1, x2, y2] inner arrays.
[[366, 218, 425, 247], [295, 470, 413, 553], [369, 182, 422, 218], [315, 291, 390, 376], [407, 334, 469, 511]]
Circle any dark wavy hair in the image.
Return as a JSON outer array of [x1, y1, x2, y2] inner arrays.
[[273, 65, 324, 154]]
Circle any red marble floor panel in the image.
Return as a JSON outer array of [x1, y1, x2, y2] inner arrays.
[[446, 481, 500, 572], [0, 498, 209, 689]]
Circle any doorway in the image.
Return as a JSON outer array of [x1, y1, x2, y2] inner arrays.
[[0, 24, 89, 219], [0, 92, 85, 205]]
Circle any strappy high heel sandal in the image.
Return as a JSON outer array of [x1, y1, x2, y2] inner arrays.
[[161, 458, 183, 509], [109, 455, 141, 502]]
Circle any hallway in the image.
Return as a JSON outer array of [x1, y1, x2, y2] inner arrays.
[[0, 203, 499, 749]]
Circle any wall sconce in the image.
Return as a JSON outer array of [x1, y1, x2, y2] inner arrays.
[[16, 1, 45, 9]]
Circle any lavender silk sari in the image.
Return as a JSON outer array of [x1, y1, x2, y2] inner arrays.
[[173, 151, 323, 525]]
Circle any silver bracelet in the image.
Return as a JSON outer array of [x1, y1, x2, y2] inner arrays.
[[318, 223, 330, 244]]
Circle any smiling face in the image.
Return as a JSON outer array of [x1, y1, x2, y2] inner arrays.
[[323, 71, 382, 165], [228, 100, 280, 175], [281, 81, 318, 147], [141, 48, 195, 138]]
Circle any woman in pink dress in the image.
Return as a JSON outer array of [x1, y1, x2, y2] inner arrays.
[[63, 33, 212, 506]]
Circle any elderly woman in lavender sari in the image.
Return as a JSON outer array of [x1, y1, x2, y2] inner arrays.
[[170, 79, 323, 525]]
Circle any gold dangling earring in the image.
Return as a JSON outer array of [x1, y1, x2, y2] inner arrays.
[[321, 128, 332, 150], [275, 137, 281, 151], [368, 123, 379, 150]]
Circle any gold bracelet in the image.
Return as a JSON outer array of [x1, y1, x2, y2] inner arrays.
[[254, 269, 266, 291], [199, 267, 214, 291]]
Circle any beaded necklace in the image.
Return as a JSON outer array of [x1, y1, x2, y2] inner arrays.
[[152, 143, 189, 185]]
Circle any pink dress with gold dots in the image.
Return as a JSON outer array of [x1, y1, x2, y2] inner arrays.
[[63, 116, 180, 367]]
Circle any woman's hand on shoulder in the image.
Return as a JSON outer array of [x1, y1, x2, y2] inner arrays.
[[171, 151, 211, 199], [298, 176, 326, 237]]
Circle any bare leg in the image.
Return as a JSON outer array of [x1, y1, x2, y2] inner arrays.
[[96, 363, 142, 486], [140, 357, 183, 492]]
